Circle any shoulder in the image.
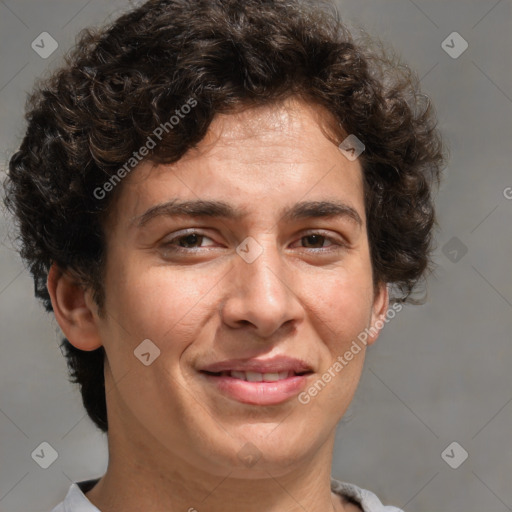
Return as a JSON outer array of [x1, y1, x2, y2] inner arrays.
[[49, 479, 101, 512], [49, 502, 65, 512], [331, 478, 405, 512]]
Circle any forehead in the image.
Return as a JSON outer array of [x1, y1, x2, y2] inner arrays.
[[106, 97, 366, 232], [196, 97, 350, 163]]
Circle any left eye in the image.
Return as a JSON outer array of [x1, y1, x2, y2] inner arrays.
[[165, 233, 215, 249], [298, 234, 336, 249]]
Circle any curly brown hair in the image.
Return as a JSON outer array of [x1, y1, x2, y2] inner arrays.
[[3, 0, 445, 433]]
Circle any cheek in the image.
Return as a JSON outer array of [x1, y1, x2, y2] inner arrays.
[[299, 268, 374, 417], [306, 262, 375, 347], [103, 253, 217, 348]]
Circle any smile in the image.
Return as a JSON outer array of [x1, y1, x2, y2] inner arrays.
[[200, 370, 311, 405], [206, 370, 307, 381]]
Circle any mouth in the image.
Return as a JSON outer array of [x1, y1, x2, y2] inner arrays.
[[198, 360, 314, 405], [201, 369, 311, 382]]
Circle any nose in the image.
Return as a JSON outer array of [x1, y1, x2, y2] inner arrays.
[[220, 238, 304, 339]]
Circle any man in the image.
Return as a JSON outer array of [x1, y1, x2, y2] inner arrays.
[[4, 0, 444, 510]]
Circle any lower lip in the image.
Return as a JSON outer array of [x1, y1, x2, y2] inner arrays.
[[200, 372, 309, 405]]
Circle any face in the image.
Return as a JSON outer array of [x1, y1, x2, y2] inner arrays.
[[86, 97, 388, 478]]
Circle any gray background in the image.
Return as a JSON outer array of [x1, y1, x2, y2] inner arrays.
[[1, 1, 511, 511]]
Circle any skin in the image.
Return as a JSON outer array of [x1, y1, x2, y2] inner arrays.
[[48, 96, 388, 512]]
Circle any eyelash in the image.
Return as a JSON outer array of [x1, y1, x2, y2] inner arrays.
[[161, 229, 346, 254]]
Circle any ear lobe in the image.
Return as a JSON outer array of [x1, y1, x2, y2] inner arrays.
[[366, 282, 390, 346], [46, 264, 102, 351]]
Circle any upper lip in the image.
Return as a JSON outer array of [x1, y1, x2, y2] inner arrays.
[[200, 356, 314, 374]]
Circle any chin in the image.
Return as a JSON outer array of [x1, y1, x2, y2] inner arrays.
[[232, 430, 323, 474]]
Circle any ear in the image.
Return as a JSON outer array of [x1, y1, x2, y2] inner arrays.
[[366, 282, 390, 346], [46, 263, 103, 351]]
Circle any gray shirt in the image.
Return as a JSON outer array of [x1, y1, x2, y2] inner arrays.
[[49, 477, 405, 511]]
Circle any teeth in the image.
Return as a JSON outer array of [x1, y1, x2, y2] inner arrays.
[[228, 370, 292, 382], [246, 371, 263, 382]]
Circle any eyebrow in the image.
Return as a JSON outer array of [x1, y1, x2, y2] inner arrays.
[[132, 199, 363, 228]]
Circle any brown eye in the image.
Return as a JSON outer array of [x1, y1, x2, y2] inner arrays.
[[302, 234, 328, 248], [290, 231, 347, 254], [160, 230, 217, 255], [176, 233, 204, 248]]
